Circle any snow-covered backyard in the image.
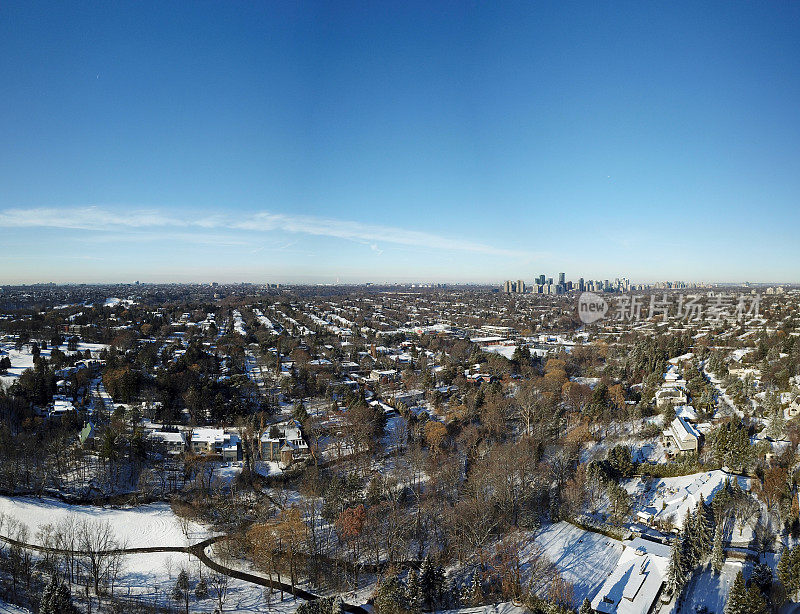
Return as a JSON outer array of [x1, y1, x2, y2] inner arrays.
[[531, 521, 624, 607], [670, 561, 747, 614]]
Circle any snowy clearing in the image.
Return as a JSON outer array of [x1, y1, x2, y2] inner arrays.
[[530, 521, 624, 606], [0, 496, 216, 548], [672, 561, 746, 614]]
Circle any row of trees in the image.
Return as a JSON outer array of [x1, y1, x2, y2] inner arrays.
[[665, 500, 712, 599], [0, 513, 123, 612]]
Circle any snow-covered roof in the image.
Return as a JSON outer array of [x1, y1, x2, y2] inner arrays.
[[665, 416, 700, 447], [591, 538, 669, 614], [191, 428, 226, 443], [149, 431, 185, 444], [646, 470, 742, 530], [676, 405, 698, 421], [469, 335, 506, 344]]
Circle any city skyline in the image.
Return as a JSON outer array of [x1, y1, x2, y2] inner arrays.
[[3, 2, 800, 284]]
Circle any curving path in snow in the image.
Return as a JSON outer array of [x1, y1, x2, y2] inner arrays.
[[0, 496, 368, 613]]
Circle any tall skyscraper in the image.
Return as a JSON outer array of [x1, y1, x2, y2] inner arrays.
[[558, 272, 566, 286]]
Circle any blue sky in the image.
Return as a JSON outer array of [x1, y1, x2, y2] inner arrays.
[[1, 1, 800, 284]]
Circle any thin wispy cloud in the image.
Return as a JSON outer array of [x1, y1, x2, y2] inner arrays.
[[1, 206, 533, 258], [0, 207, 188, 230]]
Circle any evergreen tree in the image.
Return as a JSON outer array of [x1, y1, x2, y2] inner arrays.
[[419, 556, 434, 608], [40, 576, 77, 614], [298, 596, 344, 614], [666, 536, 687, 597], [777, 546, 799, 600], [789, 545, 800, 600], [330, 596, 345, 614], [696, 498, 712, 557], [743, 584, 768, 614], [466, 571, 481, 607], [433, 564, 446, 607], [374, 575, 410, 614], [725, 571, 747, 614], [711, 523, 725, 574], [54, 581, 75, 614], [41, 577, 56, 612], [732, 477, 743, 499], [578, 597, 593, 614], [173, 569, 190, 614], [458, 582, 471, 609], [713, 480, 733, 522], [419, 555, 444, 610], [195, 577, 209, 600], [446, 578, 460, 609], [750, 563, 772, 594], [406, 569, 423, 613], [681, 510, 699, 570]]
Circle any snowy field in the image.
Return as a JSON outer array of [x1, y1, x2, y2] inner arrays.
[[530, 521, 624, 606], [0, 340, 108, 388], [103, 298, 135, 307], [0, 497, 305, 612], [579, 422, 667, 466], [0, 496, 214, 548]]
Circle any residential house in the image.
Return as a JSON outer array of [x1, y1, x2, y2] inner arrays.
[[260, 421, 310, 464], [191, 428, 238, 456], [655, 387, 688, 410], [663, 416, 700, 456], [221, 434, 243, 462], [369, 369, 399, 383], [339, 361, 361, 374], [591, 537, 669, 614], [49, 396, 76, 421], [78, 422, 95, 446], [385, 389, 425, 407], [148, 430, 187, 455]]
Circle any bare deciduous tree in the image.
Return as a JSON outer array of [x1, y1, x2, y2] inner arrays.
[[78, 518, 119, 603]]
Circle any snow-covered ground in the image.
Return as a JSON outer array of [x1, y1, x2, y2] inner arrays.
[[480, 345, 517, 360], [0, 599, 30, 613], [0, 496, 215, 548], [530, 521, 624, 607], [0, 340, 108, 388], [440, 603, 527, 614], [579, 421, 666, 466], [103, 297, 135, 308], [254, 460, 282, 477], [670, 561, 747, 614], [624, 470, 749, 530], [0, 496, 298, 612]]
